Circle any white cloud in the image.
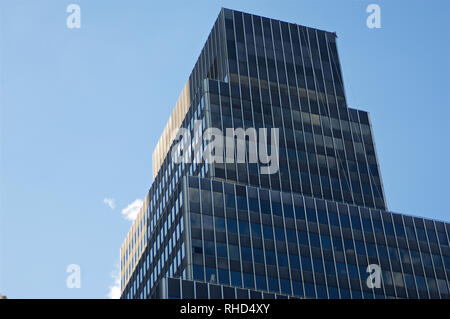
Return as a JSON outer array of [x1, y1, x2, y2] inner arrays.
[[103, 198, 116, 210], [105, 198, 144, 298], [106, 264, 121, 299], [121, 199, 143, 221]]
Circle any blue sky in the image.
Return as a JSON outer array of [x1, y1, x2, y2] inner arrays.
[[0, 0, 449, 298]]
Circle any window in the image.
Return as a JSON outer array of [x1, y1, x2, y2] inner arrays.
[[266, 251, 277, 265], [271, 201, 283, 216], [313, 258, 324, 273], [317, 209, 328, 224], [351, 215, 362, 230], [329, 212, 339, 227], [226, 194, 236, 208], [372, 220, 383, 233], [325, 260, 336, 276], [306, 207, 317, 222], [243, 273, 255, 289], [251, 223, 262, 237], [218, 269, 230, 285], [301, 256, 313, 271], [344, 239, 355, 254], [286, 229, 297, 243], [193, 265, 204, 281], [253, 249, 264, 263], [204, 241, 215, 256], [362, 218, 373, 232], [415, 275, 427, 291], [203, 215, 213, 229], [289, 254, 300, 269], [421, 252, 433, 268], [427, 229, 438, 244], [328, 286, 339, 299], [263, 225, 274, 240], [229, 245, 240, 260], [309, 233, 321, 248], [298, 231, 308, 245], [293, 281, 304, 296], [280, 279, 292, 295], [340, 288, 351, 299], [432, 253, 443, 268], [377, 245, 388, 260], [294, 204, 305, 220], [248, 198, 259, 212], [332, 236, 343, 251], [283, 204, 294, 218], [351, 290, 362, 299], [404, 274, 416, 290], [336, 262, 347, 277], [231, 271, 242, 287], [427, 277, 438, 292], [304, 283, 316, 298], [405, 225, 416, 240], [256, 275, 267, 291], [205, 267, 217, 283], [388, 246, 399, 262], [275, 227, 286, 242], [416, 228, 427, 242], [339, 213, 351, 229], [216, 243, 228, 258], [438, 231, 449, 246], [241, 247, 253, 262], [190, 213, 201, 228], [237, 196, 247, 210], [437, 279, 449, 295], [321, 235, 332, 250], [394, 223, 406, 238], [239, 220, 250, 235], [382, 270, 393, 286], [410, 250, 421, 264], [399, 249, 410, 264], [268, 276, 279, 293], [227, 219, 238, 233], [393, 272, 404, 288], [215, 217, 226, 231], [260, 199, 271, 214], [189, 188, 200, 203]]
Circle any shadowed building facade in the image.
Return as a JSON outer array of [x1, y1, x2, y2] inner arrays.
[[120, 8, 450, 299]]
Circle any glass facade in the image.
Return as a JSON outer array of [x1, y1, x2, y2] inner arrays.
[[206, 78, 385, 210], [184, 176, 450, 299], [152, 277, 295, 299], [120, 8, 449, 299]]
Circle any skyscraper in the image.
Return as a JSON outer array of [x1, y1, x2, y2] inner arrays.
[[120, 8, 450, 299]]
